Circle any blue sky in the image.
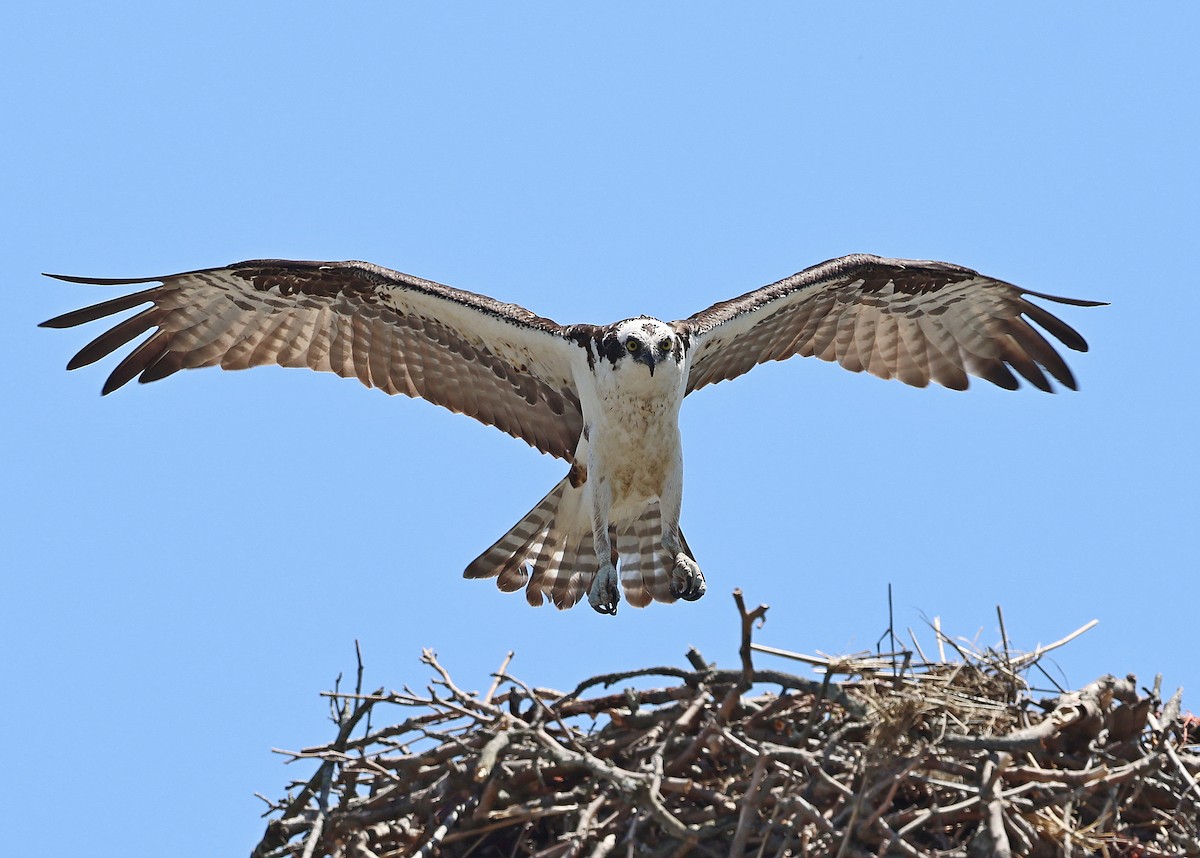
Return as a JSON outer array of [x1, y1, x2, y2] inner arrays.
[[3, 4, 1196, 855]]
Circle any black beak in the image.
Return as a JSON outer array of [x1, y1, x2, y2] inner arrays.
[[635, 350, 657, 376]]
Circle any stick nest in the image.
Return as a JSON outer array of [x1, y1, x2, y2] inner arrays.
[[253, 594, 1199, 857]]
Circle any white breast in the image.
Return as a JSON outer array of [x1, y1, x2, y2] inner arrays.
[[572, 348, 687, 515]]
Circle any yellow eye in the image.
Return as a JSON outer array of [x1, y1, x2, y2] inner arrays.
[[626, 339, 641, 353], [658, 338, 672, 352]]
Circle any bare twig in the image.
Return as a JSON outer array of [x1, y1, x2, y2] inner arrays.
[[978, 752, 1013, 858], [1008, 619, 1100, 669], [485, 651, 515, 704], [728, 752, 769, 857], [732, 589, 769, 690]]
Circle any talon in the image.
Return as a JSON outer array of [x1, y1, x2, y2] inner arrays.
[[588, 565, 620, 616], [671, 554, 707, 602]]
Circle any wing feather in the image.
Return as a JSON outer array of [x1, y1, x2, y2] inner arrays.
[[350, 314, 373, 386], [793, 292, 836, 358], [138, 345, 187, 384], [866, 311, 899, 380], [248, 312, 300, 369], [1006, 316, 1076, 389], [769, 298, 816, 361], [42, 259, 585, 460], [916, 314, 970, 390], [1019, 295, 1092, 351], [274, 311, 318, 368], [104, 333, 172, 395], [220, 308, 274, 371], [170, 308, 231, 357], [808, 305, 842, 362], [851, 304, 881, 375], [678, 254, 1103, 394], [67, 307, 165, 370], [997, 333, 1050, 392], [894, 317, 932, 388], [833, 307, 863, 373], [39, 286, 161, 328]]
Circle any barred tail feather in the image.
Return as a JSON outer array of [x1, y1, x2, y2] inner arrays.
[[464, 477, 596, 610], [463, 481, 562, 593], [617, 502, 683, 607]]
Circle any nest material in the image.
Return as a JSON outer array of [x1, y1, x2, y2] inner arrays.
[[253, 594, 1200, 857]]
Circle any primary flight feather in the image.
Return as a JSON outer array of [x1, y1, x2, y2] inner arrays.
[[41, 254, 1103, 613]]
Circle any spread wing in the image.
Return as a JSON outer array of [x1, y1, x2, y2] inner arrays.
[[41, 259, 585, 460], [677, 254, 1104, 394]]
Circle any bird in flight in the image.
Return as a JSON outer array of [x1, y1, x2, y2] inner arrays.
[[42, 254, 1102, 614]]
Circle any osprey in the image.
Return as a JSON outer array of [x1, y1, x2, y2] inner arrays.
[[42, 254, 1102, 614]]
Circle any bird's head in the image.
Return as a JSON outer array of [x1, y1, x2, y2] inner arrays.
[[601, 317, 681, 378]]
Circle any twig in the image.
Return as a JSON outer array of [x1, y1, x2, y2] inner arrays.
[[732, 589, 769, 690], [415, 796, 476, 857], [252, 674, 379, 857], [485, 651, 515, 704], [997, 605, 1015, 704], [1007, 619, 1100, 669], [685, 648, 711, 671], [475, 730, 513, 782], [978, 752, 1013, 858], [721, 590, 768, 724], [1149, 705, 1200, 805], [728, 752, 769, 857], [528, 725, 703, 842]]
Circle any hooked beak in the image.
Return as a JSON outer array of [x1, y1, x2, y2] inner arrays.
[[635, 350, 657, 376]]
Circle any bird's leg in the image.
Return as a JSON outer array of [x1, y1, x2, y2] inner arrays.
[[663, 528, 706, 602], [587, 480, 619, 615], [588, 555, 620, 615], [659, 475, 706, 602]]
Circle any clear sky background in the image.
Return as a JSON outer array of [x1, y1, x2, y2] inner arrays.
[[3, 4, 1196, 855]]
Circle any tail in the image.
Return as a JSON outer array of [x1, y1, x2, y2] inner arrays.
[[464, 477, 597, 609], [615, 502, 693, 608], [464, 478, 695, 609]]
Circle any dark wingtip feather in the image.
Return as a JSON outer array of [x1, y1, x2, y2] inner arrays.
[[64, 308, 163, 370], [1009, 353, 1056, 392], [40, 309, 87, 329], [137, 351, 185, 385], [1006, 317, 1079, 390], [974, 360, 1021, 391], [1023, 303, 1090, 353], [43, 272, 166, 286], [1022, 288, 1108, 309], [39, 287, 159, 329], [100, 335, 171, 395]]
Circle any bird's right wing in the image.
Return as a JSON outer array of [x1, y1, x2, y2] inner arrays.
[[41, 259, 585, 460]]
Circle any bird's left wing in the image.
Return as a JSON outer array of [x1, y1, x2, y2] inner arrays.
[[676, 254, 1104, 394], [41, 259, 585, 460]]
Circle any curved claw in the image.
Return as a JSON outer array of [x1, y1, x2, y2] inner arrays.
[[671, 555, 707, 602], [588, 565, 620, 615]]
